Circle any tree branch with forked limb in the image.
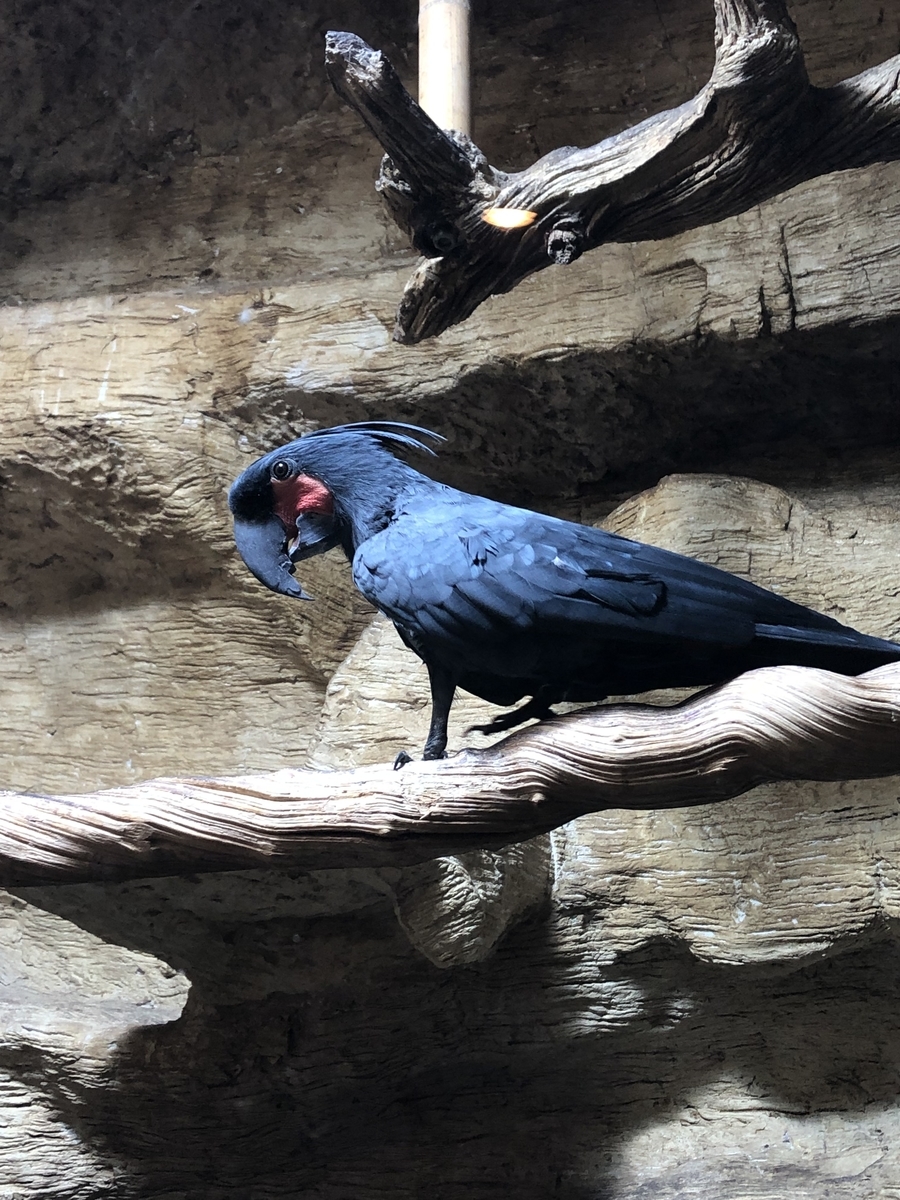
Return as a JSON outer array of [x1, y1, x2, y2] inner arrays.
[[1, 663, 899, 886], [324, 1, 900, 343]]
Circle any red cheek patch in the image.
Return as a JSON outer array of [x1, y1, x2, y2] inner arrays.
[[272, 473, 334, 530]]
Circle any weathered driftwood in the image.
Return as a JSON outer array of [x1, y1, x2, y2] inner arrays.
[[1, 662, 898, 886], [325, 0, 900, 343]]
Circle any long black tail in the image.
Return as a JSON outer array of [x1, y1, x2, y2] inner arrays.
[[752, 622, 900, 675]]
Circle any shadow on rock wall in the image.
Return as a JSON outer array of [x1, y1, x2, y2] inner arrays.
[[8, 877, 900, 1198], [400, 320, 900, 506]]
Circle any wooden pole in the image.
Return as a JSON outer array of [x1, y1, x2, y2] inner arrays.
[[418, 0, 471, 135]]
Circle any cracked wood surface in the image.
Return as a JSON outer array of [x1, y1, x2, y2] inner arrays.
[[1, 661, 898, 885], [326, 0, 900, 341]]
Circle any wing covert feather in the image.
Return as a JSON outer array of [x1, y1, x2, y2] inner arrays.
[[351, 487, 845, 658]]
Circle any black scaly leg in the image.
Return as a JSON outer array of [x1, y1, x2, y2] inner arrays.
[[423, 662, 456, 759], [393, 662, 457, 769]]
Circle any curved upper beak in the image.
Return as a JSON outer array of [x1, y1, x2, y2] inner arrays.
[[232, 515, 310, 600]]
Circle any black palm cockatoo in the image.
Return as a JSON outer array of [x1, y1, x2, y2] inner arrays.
[[229, 421, 900, 763]]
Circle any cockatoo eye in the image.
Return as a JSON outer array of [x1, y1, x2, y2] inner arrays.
[[271, 460, 293, 481]]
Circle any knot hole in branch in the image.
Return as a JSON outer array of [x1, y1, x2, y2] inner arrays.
[[546, 218, 585, 266]]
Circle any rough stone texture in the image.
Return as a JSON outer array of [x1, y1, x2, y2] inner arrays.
[[2, 0, 900, 1196]]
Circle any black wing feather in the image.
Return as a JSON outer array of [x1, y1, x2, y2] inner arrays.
[[352, 485, 900, 694]]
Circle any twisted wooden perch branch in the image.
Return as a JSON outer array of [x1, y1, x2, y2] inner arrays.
[[1, 663, 898, 886], [325, 0, 900, 343]]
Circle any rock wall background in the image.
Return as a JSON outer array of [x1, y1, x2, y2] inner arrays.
[[1, 0, 900, 1195]]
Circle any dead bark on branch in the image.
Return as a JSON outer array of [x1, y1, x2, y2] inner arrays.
[[325, 1, 900, 343], [1, 663, 899, 886]]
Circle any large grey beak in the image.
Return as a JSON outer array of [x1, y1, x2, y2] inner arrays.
[[232, 516, 311, 600]]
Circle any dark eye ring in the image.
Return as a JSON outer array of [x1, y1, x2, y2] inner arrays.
[[271, 460, 292, 481]]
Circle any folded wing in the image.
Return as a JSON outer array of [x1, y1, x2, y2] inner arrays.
[[353, 489, 899, 697]]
